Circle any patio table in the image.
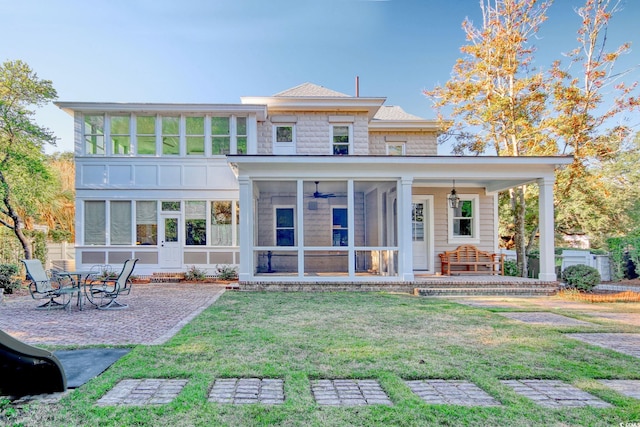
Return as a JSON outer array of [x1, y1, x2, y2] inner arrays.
[[58, 271, 95, 310]]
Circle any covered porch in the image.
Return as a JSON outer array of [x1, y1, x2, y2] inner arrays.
[[228, 155, 572, 284]]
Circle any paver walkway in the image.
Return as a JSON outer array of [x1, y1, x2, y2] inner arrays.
[[597, 380, 640, 400], [310, 379, 392, 406], [96, 379, 188, 406], [497, 312, 594, 326], [566, 333, 640, 358], [500, 380, 611, 408], [405, 380, 500, 407], [208, 378, 285, 404], [0, 283, 225, 345]]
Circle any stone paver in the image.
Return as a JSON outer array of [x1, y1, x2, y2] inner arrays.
[[501, 379, 611, 408], [208, 378, 284, 405], [497, 312, 594, 326], [311, 379, 392, 406], [96, 379, 188, 406], [405, 380, 501, 407], [0, 283, 225, 345], [597, 380, 640, 400], [566, 333, 640, 359]]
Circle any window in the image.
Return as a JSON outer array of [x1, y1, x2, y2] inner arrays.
[[136, 201, 157, 245], [162, 201, 181, 211], [84, 201, 106, 245], [84, 115, 104, 155], [186, 116, 204, 155], [110, 201, 132, 245], [332, 207, 348, 246], [237, 117, 247, 154], [448, 194, 480, 243], [387, 143, 405, 156], [275, 125, 293, 144], [211, 117, 230, 155], [110, 115, 131, 154], [211, 201, 232, 246], [136, 115, 156, 155], [185, 201, 206, 245], [275, 207, 295, 246], [332, 125, 350, 155], [162, 116, 180, 155]]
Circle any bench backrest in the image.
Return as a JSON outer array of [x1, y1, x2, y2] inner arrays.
[[441, 245, 496, 262]]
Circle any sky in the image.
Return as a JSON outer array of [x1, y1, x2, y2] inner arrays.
[[2, 0, 639, 154]]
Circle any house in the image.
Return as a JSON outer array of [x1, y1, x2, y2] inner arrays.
[[56, 83, 570, 284]]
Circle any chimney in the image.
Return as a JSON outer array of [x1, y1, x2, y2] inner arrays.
[[355, 76, 360, 97]]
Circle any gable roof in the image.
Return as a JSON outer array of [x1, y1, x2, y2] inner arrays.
[[274, 82, 351, 98]]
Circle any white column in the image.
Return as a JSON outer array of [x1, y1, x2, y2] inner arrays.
[[238, 176, 252, 282], [538, 176, 557, 281], [399, 177, 414, 282]]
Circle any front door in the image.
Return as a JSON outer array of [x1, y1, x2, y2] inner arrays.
[[412, 197, 433, 271], [160, 214, 181, 268]]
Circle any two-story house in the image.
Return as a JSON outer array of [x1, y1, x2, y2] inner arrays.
[[56, 83, 570, 284]]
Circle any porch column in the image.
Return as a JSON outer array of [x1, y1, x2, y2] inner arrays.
[[538, 177, 557, 282], [399, 177, 414, 282], [238, 176, 252, 282]]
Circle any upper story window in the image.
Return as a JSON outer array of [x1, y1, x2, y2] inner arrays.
[[331, 125, 351, 155], [276, 125, 294, 144], [84, 115, 105, 155], [136, 116, 156, 155], [162, 116, 180, 155], [237, 117, 247, 154], [387, 143, 405, 156], [186, 116, 205, 155], [448, 194, 480, 244], [111, 116, 130, 155], [211, 117, 230, 155]]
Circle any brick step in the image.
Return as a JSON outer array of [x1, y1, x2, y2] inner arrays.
[[415, 281, 558, 289], [414, 286, 558, 297]]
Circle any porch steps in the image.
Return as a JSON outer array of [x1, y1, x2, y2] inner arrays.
[[414, 283, 559, 297]]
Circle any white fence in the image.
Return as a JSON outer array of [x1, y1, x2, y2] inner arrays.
[[560, 250, 611, 282]]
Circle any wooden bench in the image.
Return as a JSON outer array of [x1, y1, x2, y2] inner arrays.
[[439, 245, 505, 275]]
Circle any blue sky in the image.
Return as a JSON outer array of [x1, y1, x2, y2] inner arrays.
[[2, 0, 639, 154]]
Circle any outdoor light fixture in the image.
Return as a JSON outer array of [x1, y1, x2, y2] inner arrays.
[[448, 180, 460, 209]]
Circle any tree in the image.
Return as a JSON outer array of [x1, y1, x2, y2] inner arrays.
[[425, 0, 553, 276], [0, 60, 57, 259], [548, 0, 639, 243]]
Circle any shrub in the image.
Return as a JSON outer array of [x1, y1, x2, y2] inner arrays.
[[503, 259, 520, 277], [0, 264, 21, 294], [561, 264, 601, 292], [216, 265, 238, 281], [184, 265, 207, 281]]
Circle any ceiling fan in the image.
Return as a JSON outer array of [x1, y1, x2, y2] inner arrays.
[[308, 181, 337, 199]]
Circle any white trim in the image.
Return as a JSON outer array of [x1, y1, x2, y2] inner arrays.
[[273, 205, 296, 247], [272, 124, 296, 155], [330, 124, 352, 155], [386, 143, 405, 156], [447, 193, 480, 245]]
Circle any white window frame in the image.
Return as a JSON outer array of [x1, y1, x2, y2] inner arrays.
[[331, 206, 348, 247], [272, 124, 296, 154], [82, 114, 106, 155], [330, 124, 352, 155], [447, 194, 480, 244], [386, 143, 405, 156], [274, 205, 296, 246]]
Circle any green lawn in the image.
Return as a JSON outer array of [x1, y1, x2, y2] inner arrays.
[[9, 292, 640, 426]]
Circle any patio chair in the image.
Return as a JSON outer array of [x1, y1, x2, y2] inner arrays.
[[21, 259, 79, 310], [86, 259, 138, 310]]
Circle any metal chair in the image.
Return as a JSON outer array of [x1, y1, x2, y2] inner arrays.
[[21, 259, 79, 310], [86, 259, 138, 310]]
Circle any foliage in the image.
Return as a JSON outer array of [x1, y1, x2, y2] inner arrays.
[[23, 229, 47, 264], [561, 264, 601, 292], [503, 259, 520, 276], [184, 265, 206, 281], [0, 263, 21, 294], [0, 59, 58, 259], [216, 264, 238, 281], [607, 233, 640, 281]]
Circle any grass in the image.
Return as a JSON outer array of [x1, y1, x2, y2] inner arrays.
[[7, 292, 640, 426]]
